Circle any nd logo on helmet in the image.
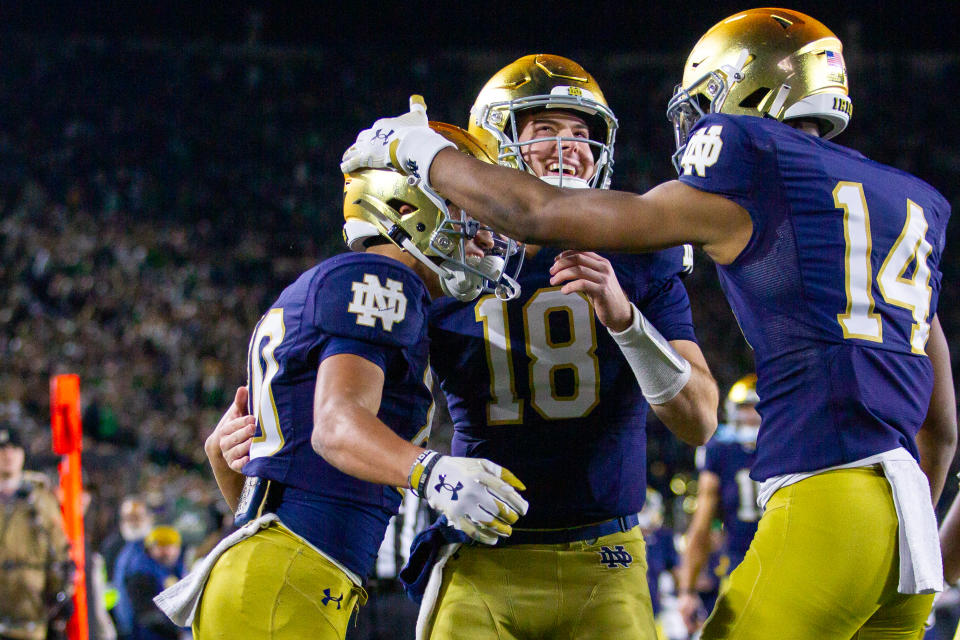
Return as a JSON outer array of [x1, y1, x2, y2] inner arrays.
[[680, 125, 725, 178], [567, 86, 583, 97]]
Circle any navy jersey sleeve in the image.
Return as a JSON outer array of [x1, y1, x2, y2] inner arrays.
[[637, 275, 697, 344], [676, 114, 759, 205], [677, 114, 778, 251], [307, 261, 427, 371]]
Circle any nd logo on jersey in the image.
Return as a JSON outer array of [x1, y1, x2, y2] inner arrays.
[[680, 125, 724, 177], [348, 274, 408, 331]]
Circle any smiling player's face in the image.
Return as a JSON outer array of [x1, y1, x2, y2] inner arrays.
[[516, 109, 596, 182]]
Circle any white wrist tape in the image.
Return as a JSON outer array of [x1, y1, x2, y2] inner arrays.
[[608, 302, 691, 404], [391, 128, 455, 190]]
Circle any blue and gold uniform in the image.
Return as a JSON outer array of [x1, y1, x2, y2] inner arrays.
[[193, 252, 433, 639], [679, 111, 949, 638], [425, 246, 696, 638], [697, 426, 758, 571]]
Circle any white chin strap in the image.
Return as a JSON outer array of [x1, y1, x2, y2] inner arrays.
[[539, 175, 591, 189]]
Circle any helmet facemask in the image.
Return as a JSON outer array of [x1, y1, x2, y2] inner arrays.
[[469, 55, 618, 190], [432, 207, 523, 302], [667, 50, 749, 173], [476, 93, 617, 190]]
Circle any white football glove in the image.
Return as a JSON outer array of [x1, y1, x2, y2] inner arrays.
[[408, 450, 529, 545], [340, 95, 454, 188]]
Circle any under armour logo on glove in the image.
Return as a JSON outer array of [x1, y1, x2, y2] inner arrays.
[[321, 588, 344, 609], [598, 545, 633, 568], [405, 159, 420, 179], [408, 450, 529, 545], [434, 474, 463, 500], [340, 95, 455, 184], [372, 128, 394, 145]]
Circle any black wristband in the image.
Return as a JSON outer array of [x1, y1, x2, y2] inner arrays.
[[407, 450, 442, 497]]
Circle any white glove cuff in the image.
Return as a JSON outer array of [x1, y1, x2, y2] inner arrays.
[[393, 128, 455, 190], [608, 302, 691, 404]]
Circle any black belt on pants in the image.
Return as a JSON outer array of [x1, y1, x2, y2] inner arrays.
[[500, 512, 641, 545]]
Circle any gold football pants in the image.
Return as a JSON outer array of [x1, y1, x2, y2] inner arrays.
[[701, 467, 934, 640], [193, 522, 367, 639], [425, 526, 657, 639]]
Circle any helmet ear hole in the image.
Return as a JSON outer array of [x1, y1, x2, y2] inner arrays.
[[738, 87, 770, 110], [386, 198, 415, 215], [692, 93, 712, 113]]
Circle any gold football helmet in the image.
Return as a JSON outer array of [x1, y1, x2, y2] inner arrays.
[[725, 373, 760, 444], [667, 8, 852, 171], [468, 54, 618, 189], [343, 122, 522, 301]]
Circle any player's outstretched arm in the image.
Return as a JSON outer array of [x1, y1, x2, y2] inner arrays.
[[916, 314, 957, 505], [427, 149, 753, 264], [342, 103, 750, 262], [677, 470, 720, 634], [204, 386, 255, 511], [311, 353, 528, 544]]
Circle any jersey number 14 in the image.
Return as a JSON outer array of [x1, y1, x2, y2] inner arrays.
[[834, 181, 933, 353]]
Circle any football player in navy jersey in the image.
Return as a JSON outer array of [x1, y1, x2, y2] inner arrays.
[[212, 59, 718, 640], [413, 56, 718, 640], [154, 123, 529, 640], [343, 9, 958, 638], [677, 374, 761, 635]]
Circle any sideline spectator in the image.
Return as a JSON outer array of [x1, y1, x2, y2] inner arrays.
[[116, 526, 183, 640], [0, 423, 75, 640]]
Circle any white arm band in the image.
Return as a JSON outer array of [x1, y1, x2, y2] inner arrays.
[[608, 302, 691, 404]]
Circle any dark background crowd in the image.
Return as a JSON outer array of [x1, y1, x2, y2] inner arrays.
[[0, 5, 959, 634]]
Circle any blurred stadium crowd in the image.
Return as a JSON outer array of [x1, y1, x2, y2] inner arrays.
[[0, 34, 958, 629]]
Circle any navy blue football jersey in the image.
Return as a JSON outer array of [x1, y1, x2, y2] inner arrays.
[[678, 114, 950, 480], [242, 252, 433, 579], [697, 425, 759, 568], [429, 246, 696, 529]]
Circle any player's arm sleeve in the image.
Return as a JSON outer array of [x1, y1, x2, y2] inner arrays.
[[677, 114, 771, 262], [636, 274, 697, 344], [305, 261, 428, 372]]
